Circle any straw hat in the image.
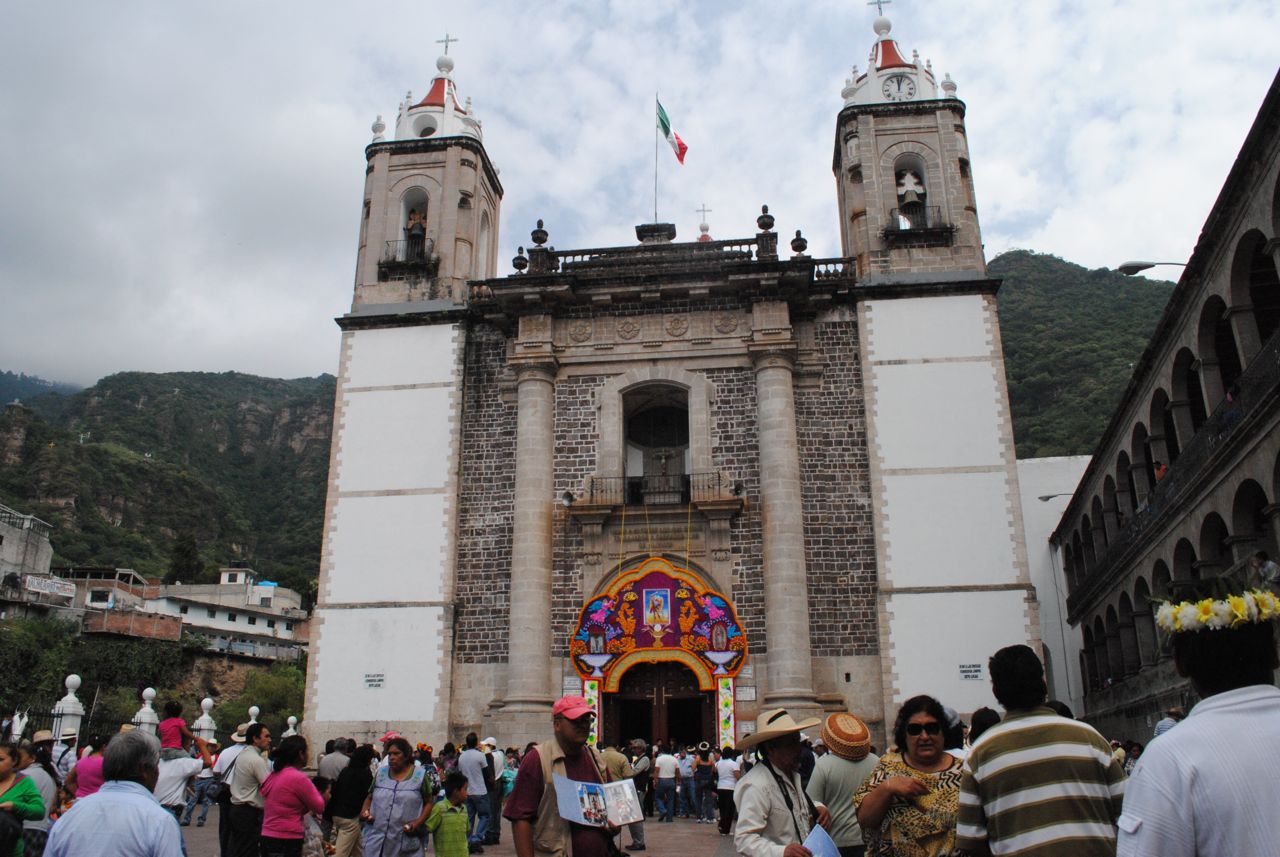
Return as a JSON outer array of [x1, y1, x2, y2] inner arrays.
[[31, 730, 54, 744], [821, 713, 871, 762], [737, 709, 821, 750]]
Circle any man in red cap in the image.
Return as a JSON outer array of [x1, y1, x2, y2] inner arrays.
[[503, 695, 613, 857]]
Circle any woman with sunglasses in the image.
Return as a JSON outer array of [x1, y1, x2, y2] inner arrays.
[[853, 695, 963, 857]]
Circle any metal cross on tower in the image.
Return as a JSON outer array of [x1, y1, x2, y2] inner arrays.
[[696, 203, 713, 221], [867, 0, 892, 15], [436, 33, 458, 54]]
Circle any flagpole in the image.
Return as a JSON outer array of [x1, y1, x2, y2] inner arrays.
[[654, 93, 659, 223]]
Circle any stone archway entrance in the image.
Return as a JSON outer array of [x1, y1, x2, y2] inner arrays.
[[603, 661, 714, 749]]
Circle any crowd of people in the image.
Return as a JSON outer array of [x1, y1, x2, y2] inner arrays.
[[2, 576, 1277, 857]]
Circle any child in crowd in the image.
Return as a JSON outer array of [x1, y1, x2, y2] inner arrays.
[[157, 701, 196, 750], [425, 772, 471, 857]]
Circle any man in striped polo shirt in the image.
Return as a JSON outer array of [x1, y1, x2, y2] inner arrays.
[[955, 645, 1125, 856]]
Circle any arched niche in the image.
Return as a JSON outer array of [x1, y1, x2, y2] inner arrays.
[[1171, 346, 1208, 434], [1150, 388, 1178, 464], [1198, 295, 1243, 396], [1198, 512, 1230, 577], [1131, 422, 1155, 499], [1172, 538, 1198, 582], [1115, 450, 1138, 515], [596, 366, 714, 480], [1230, 229, 1280, 347], [1231, 479, 1275, 564]]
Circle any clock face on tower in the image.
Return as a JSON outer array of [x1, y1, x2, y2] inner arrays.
[[882, 74, 916, 102]]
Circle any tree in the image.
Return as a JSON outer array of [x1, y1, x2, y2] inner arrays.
[[166, 532, 202, 584]]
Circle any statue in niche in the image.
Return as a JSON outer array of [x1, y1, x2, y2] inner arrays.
[[712, 623, 728, 652], [405, 207, 428, 260], [588, 629, 605, 654]]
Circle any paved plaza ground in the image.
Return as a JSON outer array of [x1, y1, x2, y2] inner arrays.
[[184, 806, 736, 857]]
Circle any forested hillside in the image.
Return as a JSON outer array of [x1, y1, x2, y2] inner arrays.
[[990, 250, 1175, 457], [0, 251, 1174, 597], [0, 370, 80, 403], [0, 372, 333, 601]]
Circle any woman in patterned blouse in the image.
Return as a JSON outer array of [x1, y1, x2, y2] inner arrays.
[[853, 696, 963, 857]]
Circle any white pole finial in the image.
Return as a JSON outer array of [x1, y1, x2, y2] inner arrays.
[[133, 688, 159, 736], [248, 705, 260, 724]]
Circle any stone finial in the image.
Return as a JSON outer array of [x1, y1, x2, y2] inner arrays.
[[133, 687, 159, 736], [51, 674, 85, 743], [531, 220, 549, 247], [282, 715, 299, 737], [513, 246, 529, 272], [248, 705, 260, 724], [941, 73, 958, 98], [193, 697, 217, 740], [757, 205, 775, 232], [791, 229, 808, 257], [371, 114, 386, 143]]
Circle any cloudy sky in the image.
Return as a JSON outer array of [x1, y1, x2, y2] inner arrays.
[[2, 0, 1276, 386]]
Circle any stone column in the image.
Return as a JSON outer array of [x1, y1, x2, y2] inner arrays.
[[500, 357, 559, 741], [1169, 399, 1196, 454], [1195, 358, 1225, 410], [1227, 304, 1262, 365], [750, 341, 818, 712]]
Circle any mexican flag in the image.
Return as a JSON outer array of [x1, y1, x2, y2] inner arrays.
[[656, 100, 688, 164]]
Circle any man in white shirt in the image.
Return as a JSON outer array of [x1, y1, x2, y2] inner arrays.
[[155, 735, 212, 820], [713, 747, 741, 836], [52, 729, 78, 782], [483, 737, 505, 845], [212, 723, 249, 857], [1118, 583, 1280, 857], [228, 722, 272, 857], [735, 710, 830, 857], [46, 730, 185, 857], [653, 748, 679, 822]]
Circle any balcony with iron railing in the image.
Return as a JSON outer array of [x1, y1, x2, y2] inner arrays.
[[882, 205, 955, 245], [581, 472, 736, 507], [377, 238, 440, 282], [1066, 326, 1280, 620]]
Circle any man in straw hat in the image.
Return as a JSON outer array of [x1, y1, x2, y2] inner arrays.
[[805, 714, 877, 857], [734, 709, 830, 857], [1117, 580, 1280, 856]]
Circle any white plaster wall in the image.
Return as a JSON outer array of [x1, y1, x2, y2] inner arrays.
[[345, 325, 460, 388], [1017, 456, 1090, 716], [864, 295, 989, 361], [887, 589, 1032, 714], [881, 471, 1016, 588], [311, 605, 446, 721], [871, 360, 1004, 468], [326, 493, 447, 603], [335, 387, 452, 492]]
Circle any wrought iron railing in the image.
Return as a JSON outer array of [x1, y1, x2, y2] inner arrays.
[[1067, 327, 1280, 617], [377, 239, 440, 282], [0, 504, 51, 537], [885, 206, 949, 231], [583, 472, 734, 506]]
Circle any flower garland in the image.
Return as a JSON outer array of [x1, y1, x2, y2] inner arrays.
[[1155, 588, 1280, 634]]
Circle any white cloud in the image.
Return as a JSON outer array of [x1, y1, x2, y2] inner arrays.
[[1, 0, 1276, 384]]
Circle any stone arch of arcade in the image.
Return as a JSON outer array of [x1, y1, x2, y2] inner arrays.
[[569, 555, 747, 748]]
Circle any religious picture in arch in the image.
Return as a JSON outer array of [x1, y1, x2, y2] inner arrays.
[[643, 589, 671, 629]]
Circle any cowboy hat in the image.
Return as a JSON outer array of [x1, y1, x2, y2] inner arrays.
[[230, 723, 250, 744], [737, 708, 821, 749]]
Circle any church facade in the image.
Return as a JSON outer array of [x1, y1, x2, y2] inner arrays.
[[304, 15, 1040, 749]]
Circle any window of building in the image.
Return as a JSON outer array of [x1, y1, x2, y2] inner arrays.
[[89, 590, 110, 604], [623, 385, 691, 505], [259, 596, 272, 608], [247, 616, 257, 626], [285, 622, 294, 632], [227, 612, 237, 623], [266, 619, 276, 629], [179, 605, 188, 615], [227, 572, 238, 583], [207, 608, 216, 618]]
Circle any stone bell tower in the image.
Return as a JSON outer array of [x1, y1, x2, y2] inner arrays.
[[353, 50, 502, 306], [304, 46, 501, 745], [834, 13, 1040, 727], [833, 14, 984, 279]]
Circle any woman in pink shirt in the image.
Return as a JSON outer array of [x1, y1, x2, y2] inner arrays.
[[62, 735, 106, 798], [260, 735, 326, 857]]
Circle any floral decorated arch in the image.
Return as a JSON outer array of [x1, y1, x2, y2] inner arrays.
[[569, 556, 748, 691]]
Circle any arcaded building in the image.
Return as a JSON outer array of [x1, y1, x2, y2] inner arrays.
[[1053, 72, 1280, 740], [305, 15, 1039, 749]]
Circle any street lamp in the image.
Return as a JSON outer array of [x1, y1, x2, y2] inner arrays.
[[1117, 261, 1187, 276], [1037, 493, 1073, 502]]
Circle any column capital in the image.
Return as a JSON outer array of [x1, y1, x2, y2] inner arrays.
[[511, 357, 559, 384], [748, 342, 797, 372]]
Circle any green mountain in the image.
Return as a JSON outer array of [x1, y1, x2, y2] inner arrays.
[[990, 250, 1176, 457], [0, 251, 1172, 599], [0, 372, 334, 601], [0, 370, 81, 403]]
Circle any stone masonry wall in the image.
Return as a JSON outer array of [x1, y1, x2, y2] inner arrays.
[[454, 322, 516, 663], [703, 366, 767, 653], [797, 313, 879, 656], [551, 374, 605, 652]]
